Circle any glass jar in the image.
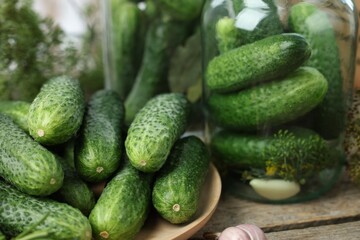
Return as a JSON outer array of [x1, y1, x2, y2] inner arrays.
[[201, 0, 358, 203]]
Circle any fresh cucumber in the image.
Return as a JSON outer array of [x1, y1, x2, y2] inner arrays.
[[109, 1, 144, 99], [125, 93, 190, 172], [0, 114, 63, 196], [0, 100, 30, 132], [154, 0, 204, 21], [124, 17, 191, 125], [207, 67, 328, 130], [52, 156, 96, 217], [288, 2, 344, 139], [206, 33, 311, 93], [89, 161, 152, 240], [0, 230, 5, 240], [152, 136, 209, 224], [75, 89, 124, 183], [0, 181, 92, 240], [28, 76, 86, 145], [216, 0, 283, 53]]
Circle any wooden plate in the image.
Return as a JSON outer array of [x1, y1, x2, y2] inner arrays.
[[135, 163, 222, 240]]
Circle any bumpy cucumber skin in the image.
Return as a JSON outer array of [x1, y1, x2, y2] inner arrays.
[[28, 76, 85, 145], [155, 0, 204, 21], [216, 0, 283, 53], [0, 181, 92, 240], [125, 93, 190, 172], [0, 114, 63, 196], [206, 33, 311, 93], [208, 67, 328, 130], [75, 90, 124, 183], [89, 162, 152, 240], [288, 2, 344, 139], [0, 101, 30, 132], [53, 156, 96, 217], [152, 136, 209, 224], [211, 130, 272, 169]]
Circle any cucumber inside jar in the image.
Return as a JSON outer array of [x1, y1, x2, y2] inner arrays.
[[202, 0, 355, 203]]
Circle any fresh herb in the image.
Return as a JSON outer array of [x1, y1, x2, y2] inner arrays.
[[263, 129, 334, 183]]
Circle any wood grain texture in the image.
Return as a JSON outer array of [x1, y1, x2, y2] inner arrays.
[[191, 173, 360, 239], [266, 221, 360, 240]]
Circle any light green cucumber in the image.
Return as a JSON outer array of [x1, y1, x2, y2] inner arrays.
[[89, 162, 152, 240], [125, 93, 190, 172], [207, 67, 328, 130], [288, 2, 344, 139], [0, 114, 63, 196], [152, 136, 209, 224], [75, 89, 124, 183], [0, 100, 30, 132], [206, 33, 311, 93], [0, 181, 92, 240], [28, 76, 86, 145]]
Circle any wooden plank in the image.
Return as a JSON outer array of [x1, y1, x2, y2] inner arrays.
[[191, 173, 360, 238], [266, 221, 360, 240]]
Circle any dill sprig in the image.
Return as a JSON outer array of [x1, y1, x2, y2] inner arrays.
[[263, 129, 334, 183]]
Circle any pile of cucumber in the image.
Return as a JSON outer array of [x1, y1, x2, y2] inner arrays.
[[0, 76, 210, 239], [206, 1, 345, 185]]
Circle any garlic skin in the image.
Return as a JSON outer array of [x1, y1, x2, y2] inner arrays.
[[249, 178, 301, 200], [218, 224, 267, 240]]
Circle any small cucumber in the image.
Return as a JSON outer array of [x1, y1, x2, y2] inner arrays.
[[89, 162, 152, 240], [28, 76, 86, 145], [216, 0, 283, 53], [0, 181, 92, 240], [0, 100, 30, 132], [288, 2, 344, 139], [75, 89, 124, 183], [208, 67, 328, 130], [0, 114, 63, 196], [125, 93, 190, 172], [152, 136, 209, 224], [206, 33, 311, 93], [52, 156, 96, 217]]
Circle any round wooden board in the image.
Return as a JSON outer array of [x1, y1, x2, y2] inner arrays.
[[135, 163, 222, 240]]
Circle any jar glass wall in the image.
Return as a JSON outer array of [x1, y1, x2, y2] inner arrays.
[[201, 0, 358, 203]]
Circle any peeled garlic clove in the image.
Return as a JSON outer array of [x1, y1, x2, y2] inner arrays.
[[249, 178, 300, 200], [218, 224, 267, 240]]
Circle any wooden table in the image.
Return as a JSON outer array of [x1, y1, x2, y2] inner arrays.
[[190, 171, 360, 239]]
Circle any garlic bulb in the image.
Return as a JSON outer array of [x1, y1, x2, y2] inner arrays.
[[218, 224, 267, 240]]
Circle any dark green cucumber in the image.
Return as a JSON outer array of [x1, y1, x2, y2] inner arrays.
[[125, 93, 190, 172], [216, 0, 283, 53], [89, 162, 152, 240], [155, 0, 204, 21], [52, 156, 96, 217], [152, 136, 209, 224], [28, 76, 86, 145], [288, 2, 344, 139], [124, 18, 191, 125], [0, 100, 30, 132], [0, 114, 63, 196], [110, 1, 143, 99], [208, 67, 328, 130], [0, 181, 92, 240], [0, 230, 5, 240], [75, 89, 124, 183], [206, 33, 311, 93]]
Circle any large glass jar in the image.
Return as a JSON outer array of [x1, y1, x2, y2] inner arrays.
[[202, 0, 358, 203]]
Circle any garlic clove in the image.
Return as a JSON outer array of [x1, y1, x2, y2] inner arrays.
[[218, 224, 267, 240], [249, 178, 301, 200]]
